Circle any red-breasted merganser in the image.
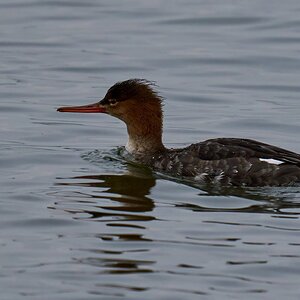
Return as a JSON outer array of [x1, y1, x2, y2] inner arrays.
[[58, 79, 300, 186]]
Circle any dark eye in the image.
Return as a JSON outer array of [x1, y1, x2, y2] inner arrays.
[[109, 99, 117, 106]]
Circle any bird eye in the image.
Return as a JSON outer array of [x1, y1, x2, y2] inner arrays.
[[109, 99, 117, 106]]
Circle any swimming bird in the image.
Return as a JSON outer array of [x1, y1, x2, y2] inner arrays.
[[57, 79, 300, 186]]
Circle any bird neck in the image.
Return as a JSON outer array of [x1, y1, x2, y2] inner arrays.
[[126, 128, 164, 155], [124, 103, 165, 155]]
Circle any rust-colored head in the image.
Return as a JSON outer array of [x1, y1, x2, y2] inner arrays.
[[57, 79, 165, 153], [57, 79, 163, 117]]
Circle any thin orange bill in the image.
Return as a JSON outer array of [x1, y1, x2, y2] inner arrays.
[[57, 102, 106, 113]]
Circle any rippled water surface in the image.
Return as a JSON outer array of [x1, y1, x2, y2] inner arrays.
[[1, 0, 300, 299]]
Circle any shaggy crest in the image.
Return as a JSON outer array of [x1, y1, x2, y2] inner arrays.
[[101, 79, 163, 105]]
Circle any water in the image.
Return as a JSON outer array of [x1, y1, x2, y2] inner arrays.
[[1, 0, 300, 299]]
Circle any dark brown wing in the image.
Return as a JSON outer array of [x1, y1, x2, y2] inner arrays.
[[187, 138, 300, 166]]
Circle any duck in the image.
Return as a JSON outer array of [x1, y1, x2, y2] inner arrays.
[[57, 79, 300, 186]]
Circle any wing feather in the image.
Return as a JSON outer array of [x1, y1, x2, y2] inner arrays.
[[187, 138, 300, 166]]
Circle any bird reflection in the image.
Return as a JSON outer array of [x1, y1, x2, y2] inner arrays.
[[172, 178, 300, 216], [55, 166, 156, 223], [54, 166, 158, 274], [54, 163, 300, 276], [55, 164, 299, 221]]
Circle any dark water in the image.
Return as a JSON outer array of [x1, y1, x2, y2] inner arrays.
[[1, 0, 300, 299]]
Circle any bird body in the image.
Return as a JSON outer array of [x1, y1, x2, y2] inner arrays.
[[138, 138, 300, 186], [58, 79, 300, 187]]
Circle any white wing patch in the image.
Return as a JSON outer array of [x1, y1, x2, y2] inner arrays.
[[213, 171, 225, 183], [194, 171, 225, 184], [195, 172, 208, 182], [259, 158, 284, 165]]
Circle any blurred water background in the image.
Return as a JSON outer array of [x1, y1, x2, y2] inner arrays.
[[1, 0, 300, 299]]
